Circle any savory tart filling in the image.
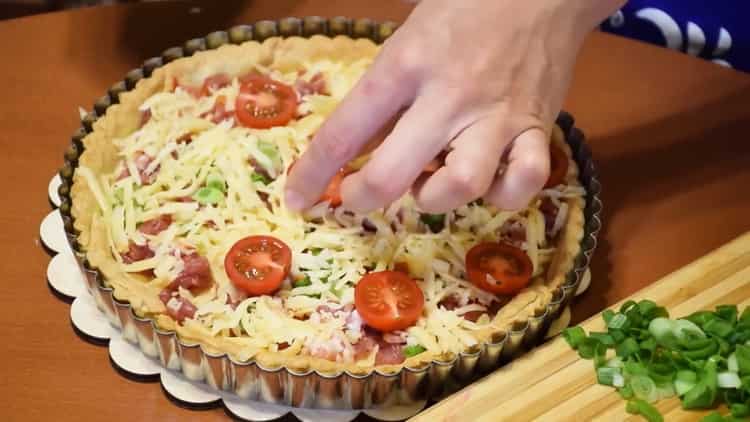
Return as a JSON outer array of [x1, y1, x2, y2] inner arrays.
[[72, 36, 585, 372]]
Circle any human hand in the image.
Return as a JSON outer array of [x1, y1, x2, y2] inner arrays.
[[286, 0, 625, 213]]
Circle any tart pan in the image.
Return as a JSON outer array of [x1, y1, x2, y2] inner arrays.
[[56, 17, 602, 410]]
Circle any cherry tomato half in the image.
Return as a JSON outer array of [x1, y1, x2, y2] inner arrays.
[[545, 144, 569, 188], [465, 242, 533, 295], [224, 235, 292, 296], [354, 271, 425, 332], [235, 75, 297, 129], [287, 161, 352, 208]]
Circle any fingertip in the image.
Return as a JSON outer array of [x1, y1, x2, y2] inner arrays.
[[284, 187, 307, 211]]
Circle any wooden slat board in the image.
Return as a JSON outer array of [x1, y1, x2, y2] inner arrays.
[[412, 232, 750, 422]]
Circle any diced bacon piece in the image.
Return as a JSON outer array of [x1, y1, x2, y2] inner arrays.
[[374, 339, 405, 365], [354, 328, 406, 365], [167, 252, 213, 292], [500, 219, 526, 246], [439, 295, 508, 322], [382, 331, 408, 344], [158, 289, 197, 322], [175, 133, 193, 144], [352, 332, 378, 361], [294, 72, 327, 97], [138, 214, 172, 235], [140, 109, 152, 127], [121, 241, 154, 264], [131, 151, 159, 185], [539, 197, 559, 237], [201, 95, 234, 124]]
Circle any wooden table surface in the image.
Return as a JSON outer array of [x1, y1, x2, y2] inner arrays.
[[3, 1, 750, 421]]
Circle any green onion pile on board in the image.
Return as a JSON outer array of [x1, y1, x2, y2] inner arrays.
[[563, 300, 750, 422]]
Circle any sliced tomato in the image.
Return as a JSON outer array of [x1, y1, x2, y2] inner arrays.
[[235, 75, 297, 129], [224, 235, 292, 296], [354, 271, 425, 332], [545, 144, 569, 188], [287, 161, 352, 208], [466, 242, 533, 295], [200, 73, 232, 97]]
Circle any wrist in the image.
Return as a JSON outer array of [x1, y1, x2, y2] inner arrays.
[[574, 0, 628, 29]]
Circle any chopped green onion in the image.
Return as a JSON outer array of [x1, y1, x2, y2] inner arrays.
[[251, 172, 271, 185], [193, 187, 223, 204], [716, 305, 738, 324], [607, 357, 624, 368], [626, 399, 664, 422], [698, 412, 726, 422], [562, 326, 586, 349], [730, 403, 750, 418], [294, 276, 312, 288], [310, 247, 322, 256], [616, 337, 639, 358], [257, 140, 279, 162], [704, 318, 735, 338], [619, 383, 634, 400], [419, 213, 445, 232], [206, 171, 226, 192], [608, 313, 628, 330], [728, 353, 739, 373], [675, 370, 698, 396], [597, 367, 621, 386], [674, 319, 706, 341], [631, 375, 658, 403], [602, 309, 616, 325], [738, 345, 750, 374], [682, 360, 718, 409], [682, 339, 719, 360], [718, 372, 742, 389], [620, 300, 638, 313], [589, 332, 615, 347], [403, 345, 426, 358]]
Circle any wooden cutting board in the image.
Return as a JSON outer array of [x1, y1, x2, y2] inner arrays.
[[411, 232, 750, 422]]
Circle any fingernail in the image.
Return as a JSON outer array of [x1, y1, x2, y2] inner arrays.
[[285, 189, 305, 211]]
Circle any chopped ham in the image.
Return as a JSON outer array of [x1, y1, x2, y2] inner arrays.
[[500, 218, 526, 247], [352, 334, 378, 361], [167, 252, 213, 292], [118, 151, 160, 184], [294, 72, 327, 97], [539, 197, 559, 237], [382, 331, 408, 344], [201, 95, 234, 124], [374, 338, 405, 365], [354, 328, 406, 365], [439, 295, 508, 322], [140, 109, 152, 127], [158, 289, 197, 322], [138, 214, 172, 235], [121, 241, 154, 264]]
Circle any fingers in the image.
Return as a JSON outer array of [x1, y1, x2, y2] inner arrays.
[[285, 61, 413, 211], [412, 115, 508, 213], [339, 96, 454, 213], [484, 127, 550, 211]]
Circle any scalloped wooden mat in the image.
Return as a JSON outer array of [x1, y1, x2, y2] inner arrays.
[[411, 232, 750, 421]]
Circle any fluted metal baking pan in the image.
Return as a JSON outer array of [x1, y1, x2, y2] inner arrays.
[[55, 17, 602, 410]]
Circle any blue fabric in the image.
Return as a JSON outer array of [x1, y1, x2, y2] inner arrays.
[[600, 1, 750, 71]]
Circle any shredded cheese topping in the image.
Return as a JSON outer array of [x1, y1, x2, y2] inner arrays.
[[79, 56, 584, 365]]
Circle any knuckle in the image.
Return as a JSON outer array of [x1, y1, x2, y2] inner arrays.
[[514, 153, 549, 190], [448, 166, 487, 200], [361, 167, 403, 202]]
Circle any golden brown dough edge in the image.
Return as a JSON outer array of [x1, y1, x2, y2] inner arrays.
[[70, 35, 585, 374]]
